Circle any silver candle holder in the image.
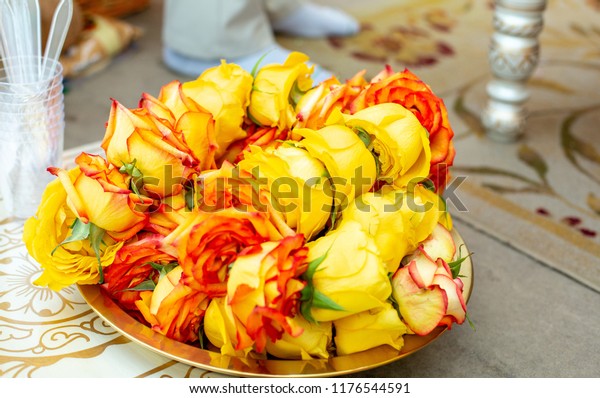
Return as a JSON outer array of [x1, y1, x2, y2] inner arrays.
[[482, 0, 547, 142]]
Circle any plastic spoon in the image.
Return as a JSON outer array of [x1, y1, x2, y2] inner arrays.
[[41, 0, 72, 81], [27, 0, 42, 79]]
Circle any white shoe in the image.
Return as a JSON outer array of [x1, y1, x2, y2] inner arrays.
[[270, 3, 360, 38]]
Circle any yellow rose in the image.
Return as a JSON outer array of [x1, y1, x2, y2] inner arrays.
[[266, 315, 332, 360], [49, 153, 151, 241], [303, 221, 391, 322], [249, 52, 313, 131], [23, 169, 124, 291], [295, 124, 377, 205], [340, 103, 431, 188], [390, 183, 452, 242], [340, 190, 413, 273], [102, 99, 197, 197], [182, 62, 253, 158], [341, 184, 450, 273], [333, 302, 409, 356], [237, 144, 332, 240]]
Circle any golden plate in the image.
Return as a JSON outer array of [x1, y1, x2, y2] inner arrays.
[[79, 228, 473, 377]]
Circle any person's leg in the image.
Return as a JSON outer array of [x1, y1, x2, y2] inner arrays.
[[162, 0, 334, 81], [163, 0, 285, 76], [163, 0, 274, 60], [265, 0, 360, 38]]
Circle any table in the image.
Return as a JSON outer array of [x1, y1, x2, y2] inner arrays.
[[1, 142, 599, 378]]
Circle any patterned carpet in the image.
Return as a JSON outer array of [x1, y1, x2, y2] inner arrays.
[[284, 0, 600, 291]]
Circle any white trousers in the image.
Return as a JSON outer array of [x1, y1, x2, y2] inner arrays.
[[163, 0, 304, 60]]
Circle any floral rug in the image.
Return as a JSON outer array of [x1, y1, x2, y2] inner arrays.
[[281, 0, 600, 291]]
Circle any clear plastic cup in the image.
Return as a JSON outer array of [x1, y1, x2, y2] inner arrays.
[[0, 57, 63, 95], [0, 102, 64, 125], [0, 57, 65, 219], [0, 100, 64, 117], [0, 87, 63, 105]]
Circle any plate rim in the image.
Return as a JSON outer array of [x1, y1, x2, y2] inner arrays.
[[78, 228, 473, 378]]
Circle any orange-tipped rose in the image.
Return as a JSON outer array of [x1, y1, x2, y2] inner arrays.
[[226, 235, 308, 353], [49, 153, 151, 241], [225, 124, 289, 164], [136, 266, 210, 343], [103, 233, 177, 311], [163, 207, 284, 297], [141, 87, 220, 171], [349, 67, 455, 192], [102, 100, 198, 197], [295, 73, 367, 130], [194, 162, 296, 237]]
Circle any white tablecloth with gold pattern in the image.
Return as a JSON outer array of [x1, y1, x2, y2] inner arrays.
[[0, 144, 226, 378]]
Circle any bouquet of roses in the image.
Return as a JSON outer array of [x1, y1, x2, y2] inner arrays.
[[23, 52, 467, 359]]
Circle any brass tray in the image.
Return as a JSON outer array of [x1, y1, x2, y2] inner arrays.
[[79, 228, 473, 377]]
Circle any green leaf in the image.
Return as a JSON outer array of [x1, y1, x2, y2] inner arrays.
[[185, 186, 195, 211], [300, 250, 345, 323], [329, 205, 339, 233], [465, 312, 476, 331], [119, 159, 144, 196], [89, 223, 106, 284], [149, 262, 179, 280], [251, 51, 270, 78], [300, 300, 316, 323], [51, 218, 90, 255], [355, 127, 372, 148], [119, 159, 143, 178], [448, 244, 473, 279], [289, 81, 306, 106], [304, 251, 329, 280], [312, 290, 345, 311], [124, 280, 156, 291], [198, 327, 206, 349], [420, 178, 436, 192], [354, 127, 383, 179]]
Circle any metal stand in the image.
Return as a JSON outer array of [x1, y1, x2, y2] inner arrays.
[[482, 0, 547, 142]]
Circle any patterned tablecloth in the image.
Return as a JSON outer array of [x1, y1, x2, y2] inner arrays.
[[0, 143, 225, 378]]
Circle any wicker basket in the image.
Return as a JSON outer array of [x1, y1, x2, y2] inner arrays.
[[76, 0, 150, 18]]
